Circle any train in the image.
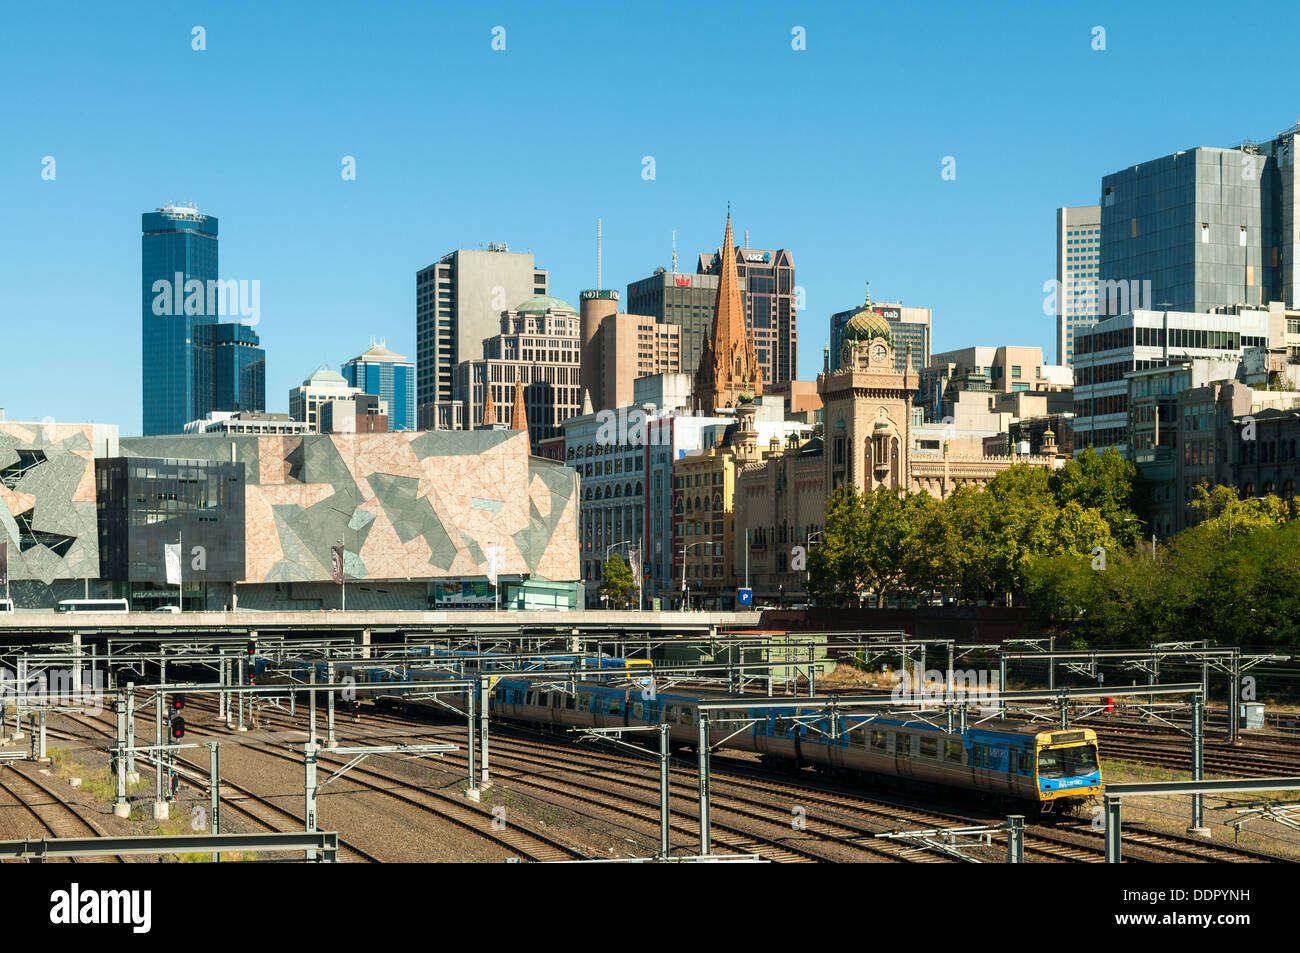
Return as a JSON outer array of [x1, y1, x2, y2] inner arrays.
[[254, 655, 1102, 810]]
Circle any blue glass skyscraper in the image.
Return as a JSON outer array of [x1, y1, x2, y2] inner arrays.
[[142, 204, 218, 435], [343, 343, 416, 431]]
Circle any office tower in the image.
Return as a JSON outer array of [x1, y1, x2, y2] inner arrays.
[[578, 290, 682, 411], [454, 296, 582, 452], [342, 342, 416, 432], [1056, 205, 1102, 365], [1098, 133, 1300, 314], [1071, 308, 1274, 451], [289, 367, 364, 432], [141, 204, 218, 435], [697, 239, 797, 387], [625, 269, 722, 380], [415, 245, 548, 412], [197, 322, 265, 415]]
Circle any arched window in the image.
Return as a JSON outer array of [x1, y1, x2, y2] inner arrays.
[[703, 497, 711, 511], [614, 485, 622, 497], [713, 495, 722, 510], [1263, 480, 1274, 495], [635, 481, 643, 495], [625, 482, 633, 496]]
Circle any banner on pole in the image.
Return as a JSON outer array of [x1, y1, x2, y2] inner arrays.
[[485, 547, 501, 586], [330, 545, 344, 585], [163, 543, 182, 585], [0, 541, 7, 586]]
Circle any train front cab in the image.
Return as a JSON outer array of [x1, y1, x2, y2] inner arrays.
[[1033, 728, 1102, 810]]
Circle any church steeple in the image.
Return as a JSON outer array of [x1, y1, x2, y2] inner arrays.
[[694, 211, 763, 412]]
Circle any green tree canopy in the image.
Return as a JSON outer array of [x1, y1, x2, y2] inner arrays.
[[598, 553, 638, 609]]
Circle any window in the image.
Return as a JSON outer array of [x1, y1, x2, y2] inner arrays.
[[871, 730, 887, 751], [665, 704, 676, 722], [609, 697, 622, 714], [680, 708, 693, 726], [919, 736, 938, 757], [896, 733, 911, 757], [945, 739, 963, 762], [848, 727, 866, 748]]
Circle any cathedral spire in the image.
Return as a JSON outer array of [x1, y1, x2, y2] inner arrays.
[[482, 381, 497, 427], [694, 210, 762, 411]]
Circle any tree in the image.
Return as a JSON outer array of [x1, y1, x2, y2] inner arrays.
[[1187, 484, 1288, 541], [1049, 446, 1147, 544], [808, 486, 868, 607], [598, 553, 638, 609]]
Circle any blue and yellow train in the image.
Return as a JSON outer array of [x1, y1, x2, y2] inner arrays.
[[257, 657, 1102, 809]]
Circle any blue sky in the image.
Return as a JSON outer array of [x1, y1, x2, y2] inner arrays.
[[3, 1, 1298, 436]]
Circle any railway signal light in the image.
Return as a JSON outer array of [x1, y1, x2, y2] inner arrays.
[[169, 716, 186, 740], [171, 696, 185, 712]]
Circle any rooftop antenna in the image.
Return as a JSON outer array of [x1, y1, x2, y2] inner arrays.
[[672, 229, 678, 273], [596, 217, 602, 292], [744, 229, 749, 249]]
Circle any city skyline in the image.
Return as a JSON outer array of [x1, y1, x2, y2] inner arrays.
[[5, 3, 1300, 435]]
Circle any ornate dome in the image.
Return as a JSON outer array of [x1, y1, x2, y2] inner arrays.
[[842, 307, 893, 346]]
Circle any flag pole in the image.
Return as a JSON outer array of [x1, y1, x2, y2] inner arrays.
[[178, 530, 183, 612]]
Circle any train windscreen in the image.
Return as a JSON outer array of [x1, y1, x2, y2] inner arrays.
[[1037, 744, 1098, 779]]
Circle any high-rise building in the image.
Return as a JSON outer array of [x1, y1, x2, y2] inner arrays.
[[342, 343, 416, 432], [829, 292, 931, 373], [1099, 128, 1300, 316], [415, 245, 548, 413], [697, 241, 797, 386], [197, 322, 265, 415], [1072, 307, 1276, 452], [454, 296, 582, 452], [289, 367, 364, 432], [1056, 205, 1102, 366], [626, 269, 722, 379], [577, 290, 682, 411], [142, 204, 219, 436], [694, 215, 763, 412]]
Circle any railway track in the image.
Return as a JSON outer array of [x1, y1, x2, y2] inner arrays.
[[97, 702, 590, 863], [45, 690, 1298, 863], [0, 765, 125, 862]]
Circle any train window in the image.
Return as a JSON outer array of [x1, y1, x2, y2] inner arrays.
[[848, 727, 866, 748], [945, 739, 962, 762], [919, 736, 937, 758], [665, 704, 677, 721], [870, 730, 887, 751], [773, 716, 789, 737], [609, 697, 622, 714], [566, 694, 576, 710], [578, 693, 591, 709], [553, 694, 562, 708], [536, 692, 547, 707], [1018, 750, 1031, 774], [680, 708, 693, 726], [896, 733, 911, 757], [633, 701, 644, 719]]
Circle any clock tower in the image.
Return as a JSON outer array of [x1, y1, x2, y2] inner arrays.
[[817, 286, 917, 495]]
